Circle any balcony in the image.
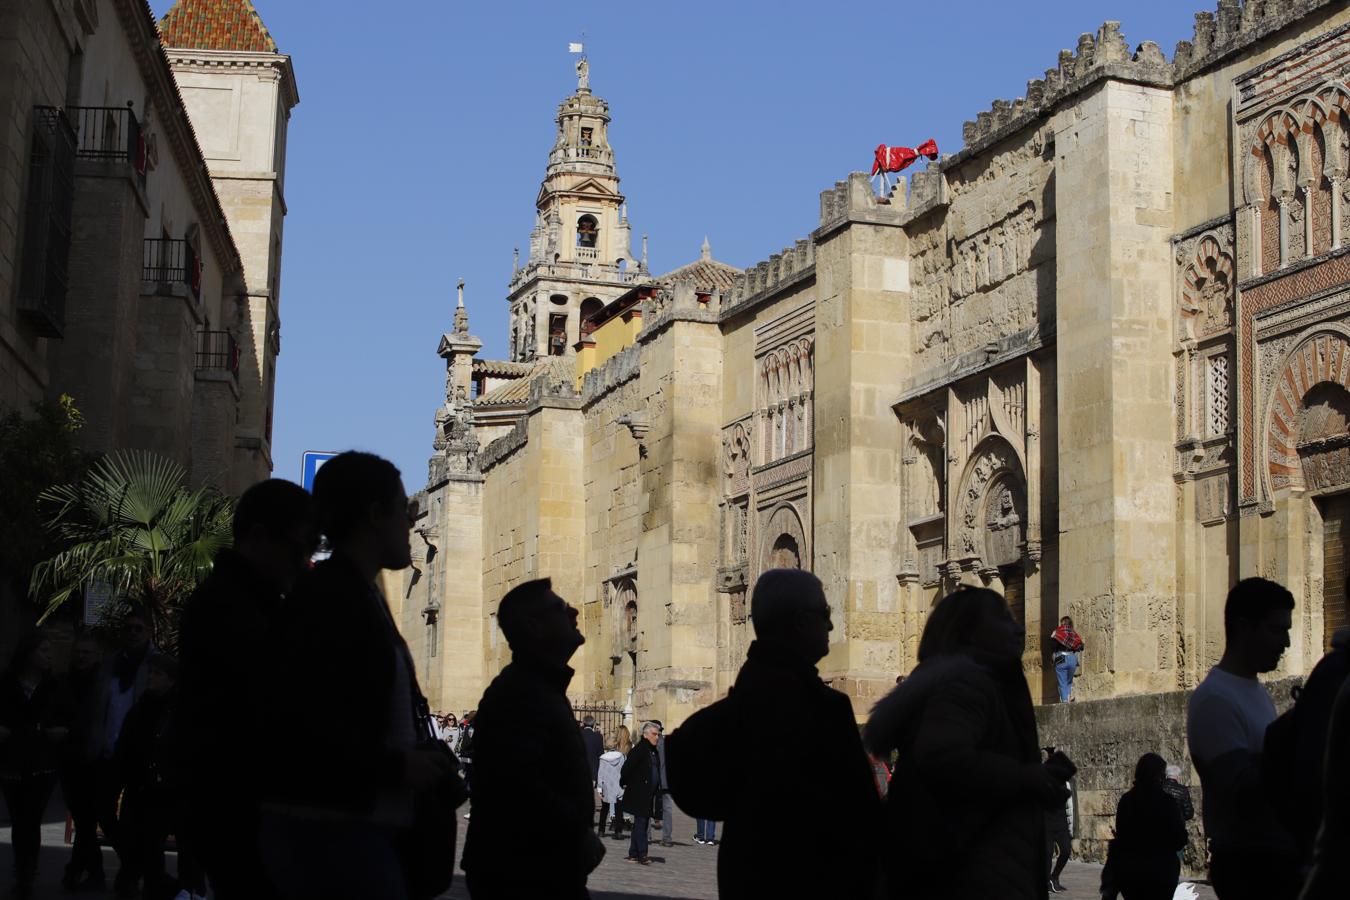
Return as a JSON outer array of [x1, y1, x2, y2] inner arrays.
[[144, 238, 201, 301], [195, 330, 239, 379], [576, 246, 598, 261], [70, 105, 145, 188], [17, 107, 77, 338]]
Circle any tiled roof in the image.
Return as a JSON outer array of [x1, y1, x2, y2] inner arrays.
[[473, 359, 534, 378], [656, 257, 742, 292], [158, 0, 278, 53], [475, 355, 573, 407]]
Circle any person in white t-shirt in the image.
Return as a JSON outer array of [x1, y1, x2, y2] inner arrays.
[[1186, 576, 1296, 900]]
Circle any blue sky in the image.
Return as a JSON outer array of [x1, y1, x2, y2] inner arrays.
[[154, 1, 1202, 489]]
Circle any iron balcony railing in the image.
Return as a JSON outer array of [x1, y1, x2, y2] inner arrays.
[[195, 330, 239, 378], [144, 238, 201, 299], [17, 107, 77, 338], [70, 105, 145, 187]]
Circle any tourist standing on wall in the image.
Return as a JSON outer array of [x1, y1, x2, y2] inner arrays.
[[1187, 577, 1297, 900], [178, 478, 317, 899], [460, 578, 603, 898], [0, 630, 68, 899], [260, 452, 458, 900], [866, 586, 1076, 900], [619, 722, 660, 865], [596, 735, 626, 839], [1050, 616, 1084, 703], [666, 569, 881, 899], [1105, 753, 1188, 900]]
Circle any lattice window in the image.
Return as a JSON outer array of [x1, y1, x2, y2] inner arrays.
[[1207, 355, 1231, 437]]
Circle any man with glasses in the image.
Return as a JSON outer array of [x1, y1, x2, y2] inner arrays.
[[259, 452, 456, 900], [178, 479, 317, 898], [462, 579, 604, 899]]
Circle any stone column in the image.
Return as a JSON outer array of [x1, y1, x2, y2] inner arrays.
[[1054, 80, 1179, 697], [811, 174, 909, 713]]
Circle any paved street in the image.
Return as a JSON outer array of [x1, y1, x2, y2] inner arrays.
[[4, 804, 1218, 900]]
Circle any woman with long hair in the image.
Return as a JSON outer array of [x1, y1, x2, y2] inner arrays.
[[0, 630, 69, 898], [1107, 752, 1188, 900], [865, 586, 1076, 900]]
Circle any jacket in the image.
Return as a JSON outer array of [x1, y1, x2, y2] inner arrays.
[[619, 739, 659, 818], [581, 725, 603, 782], [0, 673, 67, 776], [116, 690, 178, 795], [460, 657, 595, 894], [667, 640, 882, 900], [178, 549, 285, 804], [866, 653, 1058, 900], [1108, 783, 1187, 889], [260, 553, 417, 816], [597, 750, 625, 804]]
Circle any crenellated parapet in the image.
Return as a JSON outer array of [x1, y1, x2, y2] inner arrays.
[[637, 281, 721, 342], [580, 344, 641, 407], [950, 2, 1341, 167], [720, 236, 817, 315]]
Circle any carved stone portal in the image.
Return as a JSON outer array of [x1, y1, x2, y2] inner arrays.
[[956, 437, 1026, 568]]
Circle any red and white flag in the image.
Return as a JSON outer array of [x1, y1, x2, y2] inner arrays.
[[871, 139, 939, 175]]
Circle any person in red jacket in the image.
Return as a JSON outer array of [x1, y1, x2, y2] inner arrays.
[[1051, 617, 1084, 702]]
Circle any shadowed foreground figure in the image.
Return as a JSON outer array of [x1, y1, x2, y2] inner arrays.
[[260, 453, 459, 900], [461, 579, 604, 899], [866, 586, 1075, 900], [666, 568, 881, 899], [178, 479, 316, 899], [1106, 752, 1187, 900]]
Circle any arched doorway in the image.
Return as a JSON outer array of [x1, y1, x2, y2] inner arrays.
[[761, 503, 808, 572], [769, 533, 800, 569]]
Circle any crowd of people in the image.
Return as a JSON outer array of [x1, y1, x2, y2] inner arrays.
[[2, 448, 1348, 900]]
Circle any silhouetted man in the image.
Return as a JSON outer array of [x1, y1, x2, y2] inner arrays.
[[580, 714, 603, 785], [1187, 577, 1296, 900], [666, 568, 881, 899], [178, 479, 316, 898], [260, 452, 454, 900], [461, 579, 604, 899]]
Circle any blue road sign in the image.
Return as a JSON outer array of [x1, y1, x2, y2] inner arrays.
[[301, 450, 339, 493]]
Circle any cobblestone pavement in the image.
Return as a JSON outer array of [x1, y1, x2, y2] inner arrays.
[[5, 807, 1219, 900]]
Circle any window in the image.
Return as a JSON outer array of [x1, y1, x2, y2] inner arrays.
[[548, 312, 568, 356], [17, 108, 76, 337], [577, 215, 598, 249], [579, 297, 603, 336]]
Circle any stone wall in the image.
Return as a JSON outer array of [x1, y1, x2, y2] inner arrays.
[[1037, 676, 1298, 871]]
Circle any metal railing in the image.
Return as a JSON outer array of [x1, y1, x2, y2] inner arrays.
[[195, 330, 239, 377], [573, 703, 626, 738], [17, 107, 77, 338], [70, 105, 145, 187], [144, 238, 200, 299]]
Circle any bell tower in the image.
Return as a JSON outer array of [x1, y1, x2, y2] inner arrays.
[[507, 61, 642, 362]]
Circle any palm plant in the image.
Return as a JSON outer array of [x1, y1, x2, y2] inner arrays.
[[29, 449, 233, 647]]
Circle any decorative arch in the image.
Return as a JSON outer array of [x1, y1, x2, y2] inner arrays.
[[954, 434, 1027, 567], [576, 214, 599, 249], [1180, 233, 1235, 337], [1266, 328, 1350, 494], [761, 502, 808, 572]]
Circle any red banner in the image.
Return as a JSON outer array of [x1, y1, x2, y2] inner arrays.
[[871, 139, 939, 175]]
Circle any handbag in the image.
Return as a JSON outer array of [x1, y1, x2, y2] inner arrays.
[[398, 686, 468, 900]]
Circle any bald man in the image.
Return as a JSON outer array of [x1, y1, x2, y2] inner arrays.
[[666, 569, 881, 899]]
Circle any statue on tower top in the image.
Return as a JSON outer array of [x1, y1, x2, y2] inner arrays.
[[570, 41, 589, 91]]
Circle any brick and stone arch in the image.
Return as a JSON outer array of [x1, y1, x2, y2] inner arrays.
[[1266, 329, 1350, 494], [761, 502, 808, 571], [615, 577, 639, 653]]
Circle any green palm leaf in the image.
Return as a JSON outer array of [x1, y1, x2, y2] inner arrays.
[[29, 449, 234, 647]]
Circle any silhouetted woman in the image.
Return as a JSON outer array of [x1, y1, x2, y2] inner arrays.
[[0, 630, 69, 898], [865, 587, 1076, 900], [1108, 752, 1187, 900]]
